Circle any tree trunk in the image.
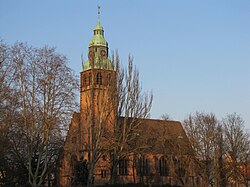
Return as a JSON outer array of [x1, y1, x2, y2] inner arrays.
[[87, 161, 95, 187], [110, 160, 118, 185]]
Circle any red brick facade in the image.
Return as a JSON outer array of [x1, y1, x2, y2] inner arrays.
[[58, 20, 200, 187]]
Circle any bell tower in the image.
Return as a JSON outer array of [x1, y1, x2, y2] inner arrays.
[[80, 6, 116, 159], [58, 7, 116, 186]]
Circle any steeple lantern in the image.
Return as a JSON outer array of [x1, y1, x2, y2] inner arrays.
[[82, 6, 113, 71]]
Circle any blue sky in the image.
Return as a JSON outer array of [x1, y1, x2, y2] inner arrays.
[[1, 0, 250, 129]]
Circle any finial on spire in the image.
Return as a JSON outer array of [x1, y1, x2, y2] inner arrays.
[[97, 4, 101, 21]]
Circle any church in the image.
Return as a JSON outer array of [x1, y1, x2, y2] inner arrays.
[[58, 9, 200, 187]]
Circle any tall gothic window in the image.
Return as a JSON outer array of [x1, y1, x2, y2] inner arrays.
[[138, 156, 149, 176], [83, 75, 87, 86], [101, 170, 107, 178], [96, 73, 102, 85], [175, 159, 185, 178], [159, 156, 169, 176], [118, 158, 128, 175]]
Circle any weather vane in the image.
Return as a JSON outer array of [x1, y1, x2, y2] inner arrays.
[[98, 4, 101, 21]]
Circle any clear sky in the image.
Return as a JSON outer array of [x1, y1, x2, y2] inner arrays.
[[1, 0, 250, 129]]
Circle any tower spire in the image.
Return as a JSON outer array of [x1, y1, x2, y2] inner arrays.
[[98, 4, 101, 22]]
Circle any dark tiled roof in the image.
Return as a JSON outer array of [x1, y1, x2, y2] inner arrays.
[[133, 118, 192, 155], [68, 114, 192, 156]]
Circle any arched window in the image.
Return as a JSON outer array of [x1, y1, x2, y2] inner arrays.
[[138, 156, 149, 176], [159, 156, 169, 176], [174, 159, 185, 178], [96, 73, 102, 85], [118, 157, 128, 175], [101, 170, 107, 178], [83, 75, 87, 86]]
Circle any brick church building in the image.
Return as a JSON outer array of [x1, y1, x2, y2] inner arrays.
[[58, 10, 200, 187]]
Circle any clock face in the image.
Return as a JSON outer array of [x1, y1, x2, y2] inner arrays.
[[88, 51, 94, 60], [101, 50, 106, 57]]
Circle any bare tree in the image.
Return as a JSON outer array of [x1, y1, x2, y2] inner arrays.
[[11, 43, 79, 187], [222, 113, 250, 185], [183, 112, 218, 187], [184, 112, 250, 187], [0, 40, 15, 104], [0, 40, 19, 138], [213, 124, 228, 187], [0, 40, 28, 185], [109, 53, 153, 184]]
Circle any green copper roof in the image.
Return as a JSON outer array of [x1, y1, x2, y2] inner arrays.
[[94, 21, 103, 30], [82, 58, 114, 71], [82, 20, 113, 71], [89, 21, 108, 47]]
